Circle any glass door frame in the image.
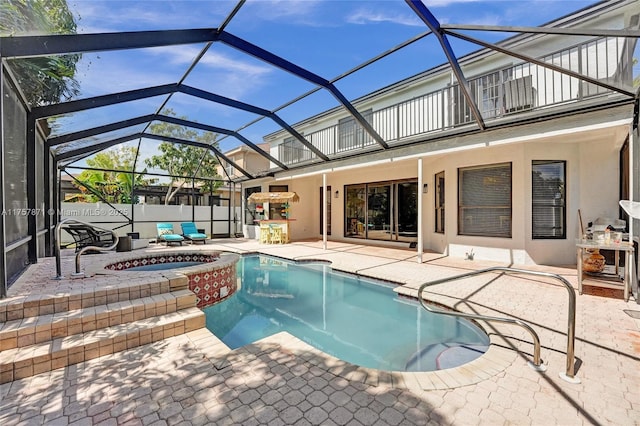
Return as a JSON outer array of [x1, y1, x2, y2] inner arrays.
[[344, 179, 417, 242]]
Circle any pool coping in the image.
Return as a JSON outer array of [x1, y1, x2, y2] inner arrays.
[[188, 327, 517, 391]]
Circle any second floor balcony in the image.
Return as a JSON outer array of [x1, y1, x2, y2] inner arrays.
[[277, 35, 636, 166]]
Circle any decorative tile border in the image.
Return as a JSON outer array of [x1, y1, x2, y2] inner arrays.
[[104, 253, 219, 271], [98, 251, 239, 309], [189, 265, 237, 309]]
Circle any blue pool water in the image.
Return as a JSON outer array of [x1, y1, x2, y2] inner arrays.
[[203, 255, 489, 371], [126, 261, 204, 271]]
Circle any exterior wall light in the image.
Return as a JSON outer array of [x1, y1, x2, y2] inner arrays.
[[423, 184, 429, 194], [334, 190, 340, 199]]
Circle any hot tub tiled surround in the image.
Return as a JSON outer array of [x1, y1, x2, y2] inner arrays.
[[96, 251, 240, 309], [0, 250, 242, 384]]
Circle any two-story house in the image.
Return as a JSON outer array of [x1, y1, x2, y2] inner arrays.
[[242, 0, 639, 266]]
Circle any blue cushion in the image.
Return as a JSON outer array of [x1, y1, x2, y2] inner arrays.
[[181, 222, 198, 234], [185, 233, 207, 240], [162, 234, 184, 241]]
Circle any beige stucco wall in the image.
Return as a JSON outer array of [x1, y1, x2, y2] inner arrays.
[[256, 120, 630, 266]]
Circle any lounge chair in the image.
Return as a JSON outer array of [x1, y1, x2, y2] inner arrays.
[[156, 223, 184, 246], [62, 223, 116, 253], [180, 222, 207, 244]]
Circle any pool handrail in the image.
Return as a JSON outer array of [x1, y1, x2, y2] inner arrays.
[[417, 266, 578, 383], [54, 218, 119, 278]]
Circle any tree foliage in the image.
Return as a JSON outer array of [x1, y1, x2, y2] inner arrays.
[[145, 110, 222, 205], [73, 146, 145, 204], [0, 0, 81, 105]]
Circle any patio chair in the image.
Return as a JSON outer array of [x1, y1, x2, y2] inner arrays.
[[180, 222, 207, 244], [62, 223, 116, 253], [156, 223, 184, 246]]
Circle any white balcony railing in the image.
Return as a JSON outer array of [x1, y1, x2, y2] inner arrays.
[[278, 35, 635, 166]]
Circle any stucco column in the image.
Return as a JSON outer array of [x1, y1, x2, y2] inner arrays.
[[322, 173, 327, 250], [417, 158, 423, 263]]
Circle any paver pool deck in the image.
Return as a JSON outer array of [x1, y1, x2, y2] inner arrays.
[[1, 238, 638, 425]]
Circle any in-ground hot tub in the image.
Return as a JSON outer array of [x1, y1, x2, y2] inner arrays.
[[103, 252, 240, 309]]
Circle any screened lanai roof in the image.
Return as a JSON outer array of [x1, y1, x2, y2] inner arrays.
[[2, 0, 639, 183]]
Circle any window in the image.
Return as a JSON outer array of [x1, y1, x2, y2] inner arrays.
[[225, 163, 234, 177], [244, 186, 261, 224], [458, 163, 511, 237], [435, 171, 445, 233], [472, 71, 502, 118], [532, 160, 566, 239], [269, 185, 288, 220], [280, 136, 309, 164], [448, 84, 473, 126], [337, 110, 373, 151]]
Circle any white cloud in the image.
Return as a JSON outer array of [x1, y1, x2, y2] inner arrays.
[[71, 43, 273, 104], [150, 45, 272, 79], [244, 0, 322, 22], [73, 3, 176, 32], [74, 54, 176, 97], [72, 0, 232, 32], [466, 14, 503, 26], [439, 13, 504, 26], [346, 9, 423, 27]]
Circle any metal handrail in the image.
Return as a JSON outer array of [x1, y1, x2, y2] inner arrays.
[[54, 218, 119, 279], [417, 266, 578, 383]]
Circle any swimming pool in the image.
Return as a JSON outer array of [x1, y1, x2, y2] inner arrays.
[[203, 255, 489, 372]]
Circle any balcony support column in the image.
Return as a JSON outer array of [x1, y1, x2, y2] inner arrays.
[[322, 173, 328, 251], [417, 158, 424, 263]]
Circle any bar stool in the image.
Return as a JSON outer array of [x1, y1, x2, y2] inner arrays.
[[259, 225, 271, 244], [270, 226, 284, 244]]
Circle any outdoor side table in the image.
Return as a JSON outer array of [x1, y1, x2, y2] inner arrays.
[[576, 240, 635, 302]]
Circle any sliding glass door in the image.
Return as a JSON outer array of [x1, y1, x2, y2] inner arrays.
[[396, 181, 418, 242], [367, 184, 391, 240], [344, 180, 417, 242], [345, 185, 366, 238]]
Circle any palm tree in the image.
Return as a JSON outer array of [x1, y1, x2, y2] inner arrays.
[[73, 147, 145, 204]]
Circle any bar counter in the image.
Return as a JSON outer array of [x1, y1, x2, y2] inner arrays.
[[258, 219, 294, 244]]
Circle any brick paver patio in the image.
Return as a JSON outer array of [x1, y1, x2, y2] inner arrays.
[[1, 238, 638, 425]]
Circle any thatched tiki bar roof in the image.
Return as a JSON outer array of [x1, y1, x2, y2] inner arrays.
[[247, 192, 300, 203]]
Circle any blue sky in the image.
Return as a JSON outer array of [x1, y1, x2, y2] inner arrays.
[[53, 0, 604, 169]]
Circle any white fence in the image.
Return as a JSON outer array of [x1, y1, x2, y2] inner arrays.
[[59, 202, 242, 243]]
